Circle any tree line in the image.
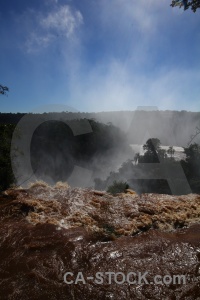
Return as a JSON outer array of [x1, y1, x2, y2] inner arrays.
[[0, 117, 129, 191], [95, 138, 200, 195]]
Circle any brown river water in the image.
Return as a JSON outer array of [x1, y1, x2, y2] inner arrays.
[[0, 182, 200, 299]]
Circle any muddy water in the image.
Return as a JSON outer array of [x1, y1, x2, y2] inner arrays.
[[0, 183, 200, 299]]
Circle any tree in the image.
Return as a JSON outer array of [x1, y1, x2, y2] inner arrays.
[[142, 138, 161, 163], [118, 160, 134, 177], [0, 84, 9, 95], [170, 0, 200, 12], [167, 146, 175, 159], [107, 180, 129, 196], [0, 124, 16, 191], [143, 138, 161, 153], [180, 143, 200, 193], [187, 126, 200, 146], [184, 143, 200, 178], [157, 148, 168, 161]]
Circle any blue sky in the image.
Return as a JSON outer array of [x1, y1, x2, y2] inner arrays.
[[0, 0, 200, 113]]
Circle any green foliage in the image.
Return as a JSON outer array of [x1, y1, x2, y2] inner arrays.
[[140, 138, 161, 163], [97, 137, 200, 195], [180, 142, 200, 193], [170, 0, 200, 12], [167, 146, 175, 158], [107, 180, 129, 196], [0, 84, 9, 95], [0, 124, 16, 191], [143, 138, 161, 153], [181, 143, 200, 179], [30, 118, 129, 183], [0, 113, 130, 189]]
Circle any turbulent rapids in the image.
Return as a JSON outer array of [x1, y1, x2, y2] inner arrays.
[[0, 182, 200, 299]]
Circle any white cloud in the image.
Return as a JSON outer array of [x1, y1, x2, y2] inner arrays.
[[41, 6, 83, 38], [98, 0, 168, 35], [67, 58, 200, 113], [25, 33, 54, 53], [24, 5, 83, 53], [63, 0, 200, 113], [16, 0, 199, 113]]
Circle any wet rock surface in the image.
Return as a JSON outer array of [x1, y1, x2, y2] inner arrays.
[[0, 182, 200, 299]]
